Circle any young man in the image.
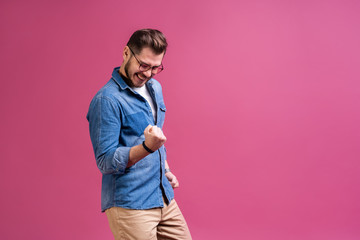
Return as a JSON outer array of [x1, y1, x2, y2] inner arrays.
[[87, 29, 192, 239]]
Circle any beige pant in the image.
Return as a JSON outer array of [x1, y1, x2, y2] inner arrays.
[[105, 199, 192, 240]]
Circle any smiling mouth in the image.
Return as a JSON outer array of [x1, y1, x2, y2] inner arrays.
[[136, 73, 148, 81]]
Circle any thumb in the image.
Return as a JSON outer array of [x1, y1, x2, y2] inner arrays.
[[145, 125, 153, 133]]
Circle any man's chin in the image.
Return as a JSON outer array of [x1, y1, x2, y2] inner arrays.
[[133, 74, 149, 87]]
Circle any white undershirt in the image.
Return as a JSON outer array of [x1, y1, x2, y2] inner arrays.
[[132, 85, 157, 121]]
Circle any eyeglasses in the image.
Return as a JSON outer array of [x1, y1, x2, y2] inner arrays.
[[128, 47, 164, 74]]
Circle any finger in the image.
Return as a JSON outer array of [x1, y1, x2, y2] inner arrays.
[[166, 174, 173, 181], [154, 127, 162, 136], [158, 129, 166, 140], [145, 125, 153, 133], [172, 181, 178, 188], [173, 178, 179, 186], [155, 128, 166, 141], [159, 127, 165, 137]]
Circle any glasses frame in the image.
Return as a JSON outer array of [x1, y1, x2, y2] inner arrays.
[[128, 46, 164, 74]]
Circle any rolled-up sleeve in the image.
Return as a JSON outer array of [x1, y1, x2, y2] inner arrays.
[[87, 96, 130, 175]]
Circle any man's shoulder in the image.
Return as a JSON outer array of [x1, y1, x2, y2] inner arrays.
[[94, 79, 123, 99], [88, 81, 127, 111]]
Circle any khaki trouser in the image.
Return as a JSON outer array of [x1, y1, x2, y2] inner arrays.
[[105, 199, 192, 240]]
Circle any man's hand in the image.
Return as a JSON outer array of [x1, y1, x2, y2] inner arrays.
[[144, 125, 166, 152], [165, 171, 179, 189]]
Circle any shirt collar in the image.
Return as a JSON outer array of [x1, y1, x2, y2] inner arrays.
[[111, 67, 130, 90]]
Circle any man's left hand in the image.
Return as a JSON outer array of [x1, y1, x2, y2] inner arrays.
[[165, 172, 179, 189]]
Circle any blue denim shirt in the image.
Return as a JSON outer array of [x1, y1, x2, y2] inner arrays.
[[87, 67, 174, 212]]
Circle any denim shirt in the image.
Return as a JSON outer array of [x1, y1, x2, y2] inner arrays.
[[87, 67, 174, 212]]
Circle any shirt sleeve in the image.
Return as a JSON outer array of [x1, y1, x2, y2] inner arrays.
[[87, 96, 130, 175]]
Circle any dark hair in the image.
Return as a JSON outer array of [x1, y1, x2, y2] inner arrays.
[[127, 29, 168, 55]]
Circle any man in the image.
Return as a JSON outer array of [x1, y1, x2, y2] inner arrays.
[[87, 29, 192, 240]]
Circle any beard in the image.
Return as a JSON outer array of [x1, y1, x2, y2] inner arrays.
[[123, 60, 134, 88]]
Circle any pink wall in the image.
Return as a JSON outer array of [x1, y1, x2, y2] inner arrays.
[[1, 0, 359, 239]]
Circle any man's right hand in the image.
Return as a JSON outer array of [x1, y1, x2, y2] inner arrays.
[[144, 125, 167, 152]]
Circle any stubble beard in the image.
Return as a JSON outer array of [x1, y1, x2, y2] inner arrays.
[[123, 60, 135, 88]]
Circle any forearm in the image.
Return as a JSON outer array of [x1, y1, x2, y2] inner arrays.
[[127, 144, 151, 167], [95, 146, 131, 175], [126, 125, 166, 167]]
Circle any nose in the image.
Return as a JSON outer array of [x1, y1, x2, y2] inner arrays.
[[143, 68, 152, 78]]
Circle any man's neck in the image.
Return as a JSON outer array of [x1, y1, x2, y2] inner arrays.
[[118, 69, 133, 87]]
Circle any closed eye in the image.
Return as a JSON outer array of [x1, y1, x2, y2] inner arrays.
[[140, 62, 161, 68]]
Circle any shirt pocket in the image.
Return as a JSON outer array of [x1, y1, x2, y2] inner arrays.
[[123, 111, 150, 137], [157, 105, 166, 128]]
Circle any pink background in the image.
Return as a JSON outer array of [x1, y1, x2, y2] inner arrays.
[[1, 0, 359, 239]]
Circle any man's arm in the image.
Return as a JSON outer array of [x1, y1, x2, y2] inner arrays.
[[165, 160, 179, 188], [88, 97, 166, 174], [127, 125, 166, 167], [88, 96, 130, 175]]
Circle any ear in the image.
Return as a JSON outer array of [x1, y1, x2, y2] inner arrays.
[[122, 46, 130, 61]]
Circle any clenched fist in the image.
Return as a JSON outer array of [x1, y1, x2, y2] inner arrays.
[[144, 125, 166, 152]]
